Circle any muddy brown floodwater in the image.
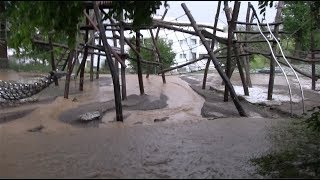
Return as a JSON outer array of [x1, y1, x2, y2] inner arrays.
[[1, 70, 319, 178]]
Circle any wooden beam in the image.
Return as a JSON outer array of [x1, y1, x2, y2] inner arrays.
[[235, 21, 282, 26], [93, 2, 123, 122], [182, 2, 247, 117], [158, 56, 206, 74]]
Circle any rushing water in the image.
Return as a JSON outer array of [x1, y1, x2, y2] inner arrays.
[[0, 71, 302, 178]]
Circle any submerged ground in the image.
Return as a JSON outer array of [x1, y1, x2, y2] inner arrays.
[[0, 70, 319, 178]]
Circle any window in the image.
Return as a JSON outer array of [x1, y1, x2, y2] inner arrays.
[[180, 53, 186, 59], [168, 39, 173, 46], [179, 39, 187, 45], [191, 38, 197, 45], [199, 54, 207, 59], [191, 53, 196, 60]]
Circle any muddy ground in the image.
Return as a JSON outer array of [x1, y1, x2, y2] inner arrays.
[[1, 70, 320, 178]]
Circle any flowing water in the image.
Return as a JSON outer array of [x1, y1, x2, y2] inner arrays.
[[0, 71, 295, 178]]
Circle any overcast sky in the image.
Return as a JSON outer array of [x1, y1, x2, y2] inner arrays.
[[155, 1, 278, 29]]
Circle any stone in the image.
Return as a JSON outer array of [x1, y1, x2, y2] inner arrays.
[[79, 111, 101, 122], [154, 117, 169, 123], [27, 125, 44, 132], [72, 97, 78, 102]]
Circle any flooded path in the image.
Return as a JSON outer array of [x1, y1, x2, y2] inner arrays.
[[0, 71, 311, 178], [0, 117, 283, 178]]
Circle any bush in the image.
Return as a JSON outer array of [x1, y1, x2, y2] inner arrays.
[[8, 59, 51, 73]]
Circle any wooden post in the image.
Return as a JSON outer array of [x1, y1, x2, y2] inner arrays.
[[264, 1, 283, 100], [244, 2, 252, 87], [90, 32, 94, 82], [110, 18, 119, 75], [96, 37, 102, 79], [64, 50, 75, 99], [147, 8, 168, 79], [79, 8, 90, 91], [202, 1, 221, 89], [149, 29, 166, 83], [155, 8, 168, 40], [56, 48, 68, 68], [311, 30, 316, 90], [233, 43, 249, 95], [136, 31, 145, 95], [119, 11, 127, 100], [93, 2, 123, 121], [181, 3, 247, 117], [224, 1, 240, 102], [61, 51, 70, 71], [49, 35, 59, 86]]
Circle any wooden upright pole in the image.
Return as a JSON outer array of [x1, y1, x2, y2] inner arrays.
[[182, 3, 247, 117], [244, 2, 252, 87], [96, 37, 102, 79], [120, 11, 127, 100], [136, 31, 145, 95], [90, 32, 94, 82], [64, 50, 75, 99], [49, 35, 59, 86], [202, 1, 221, 89], [93, 2, 123, 121], [79, 8, 90, 91], [149, 29, 166, 83], [224, 1, 240, 102]]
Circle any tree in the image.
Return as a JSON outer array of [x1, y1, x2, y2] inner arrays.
[[0, 1, 167, 68], [128, 37, 175, 74], [282, 1, 320, 56]]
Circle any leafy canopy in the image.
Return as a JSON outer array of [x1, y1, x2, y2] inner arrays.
[[128, 37, 175, 74], [3, 1, 167, 55]]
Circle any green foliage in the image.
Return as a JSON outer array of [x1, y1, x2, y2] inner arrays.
[[304, 106, 320, 132], [282, 1, 320, 52], [250, 55, 268, 69], [258, 1, 274, 20], [2, 1, 166, 63], [109, 1, 168, 30], [8, 59, 51, 73], [5, 1, 83, 49], [128, 38, 175, 74]]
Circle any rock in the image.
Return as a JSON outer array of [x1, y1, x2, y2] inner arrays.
[[154, 117, 169, 123], [134, 121, 143, 125], [72, 97, 78, 102], [27, 125, 44, 132], [79, 111, 101, 122]]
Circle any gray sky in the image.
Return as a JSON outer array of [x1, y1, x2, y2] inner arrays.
[[156, 1, 278, 29]]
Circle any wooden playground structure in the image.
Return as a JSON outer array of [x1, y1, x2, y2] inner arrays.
[[1, 1, 319, 121]]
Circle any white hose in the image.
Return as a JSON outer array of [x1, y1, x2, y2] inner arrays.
[[256, 22, 293, 116], [266, 22, 305, 114]]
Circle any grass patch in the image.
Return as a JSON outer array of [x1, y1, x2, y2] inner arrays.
[[250, 118, 320, 178]]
